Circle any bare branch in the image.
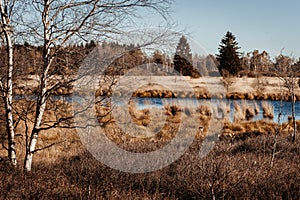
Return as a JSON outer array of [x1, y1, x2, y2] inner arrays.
[[32, 140, 65, 154]]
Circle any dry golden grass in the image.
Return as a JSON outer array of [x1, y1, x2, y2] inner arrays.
[[2, 96, 300, 199], [3, 97, 295, 167], [254, 101, 260, 115], [241, 101, 257, 120], [197, 104, 211, 116], [233, 102, 245, 122], [262, 101, 274, 119], [0, 99, 83, 166], [1, 132, 300, 199], [219, 119, 298, 141]]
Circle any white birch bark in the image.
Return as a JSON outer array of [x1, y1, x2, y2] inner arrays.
[[23, 0, 173, 171], [291, 76, 297, 142], [0, 0, 17, 166], [24, 0, 52, 172]]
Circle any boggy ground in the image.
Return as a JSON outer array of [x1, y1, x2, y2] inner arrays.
[[14, 76, 300, 101], [1, 134, 299, 199], [119, 76, 300, 101], [1, 100, 300, 199]]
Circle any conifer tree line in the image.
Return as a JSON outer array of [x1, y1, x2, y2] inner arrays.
[[173, 32, 300, 78], [0, 41, 176, 77], [216, 31, 300, 77], [2, 33, 299, 79]]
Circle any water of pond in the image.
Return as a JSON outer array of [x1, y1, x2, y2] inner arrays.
[[14, 94, 300, 122], [135, 97, 300, 123]]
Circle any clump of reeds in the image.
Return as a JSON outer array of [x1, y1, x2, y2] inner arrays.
[[165, 104, 182, 116], [285, 115, 294, 132], [288, 115, 293, 123], [253, 101, 260, 115], [245, 108, 255, 120], [134, 109, 151, 126], [232, 101, 260, 122], [127, 100, 151, 126], [197, 103, 212, 116], [233, 102, 245, 122], [241, 101, 256, 120], [178, 91, 187, 98], [209, 101, 230, 121], [261, 101, 274, 119]]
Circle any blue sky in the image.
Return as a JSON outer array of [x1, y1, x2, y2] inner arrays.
[[144, 0, 300, 59]]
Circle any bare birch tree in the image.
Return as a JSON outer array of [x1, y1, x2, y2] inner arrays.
[[273, 54, 298, 142], [0, 0, 17, 166], [18, 0, 173, 172]]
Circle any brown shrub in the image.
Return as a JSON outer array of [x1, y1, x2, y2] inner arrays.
[[1, 134, 299, 199]]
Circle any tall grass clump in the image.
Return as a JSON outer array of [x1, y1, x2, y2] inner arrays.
[[197, 102, 212, 116], [253, 101, 260, 115], [215, 101, 230, 120], [233, 102, 245, 122], [262, 101, 274, 119], [241, 101, 256, 120]]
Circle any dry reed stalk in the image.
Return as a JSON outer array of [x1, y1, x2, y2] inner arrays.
[[197, 101, 212, 116], [241, 101, 255, 120], [262, 101, 274, 119], [233, 102, 245, 122], [253, 101, 260, 115]]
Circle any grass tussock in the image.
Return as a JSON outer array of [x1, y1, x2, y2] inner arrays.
[[262, 101, 274, 119], [165, 104, 182, 116], [197, 104, 211, 116], [241, 101, 256, 120], [254, 101, 260, 115], [218, 101, 230, 115], [233, 102, 245, 122], [128, 102, 151, 127]]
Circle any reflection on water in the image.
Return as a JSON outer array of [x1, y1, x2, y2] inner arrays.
[[135, 98, 300, 123], [14, 94, 300, 122]]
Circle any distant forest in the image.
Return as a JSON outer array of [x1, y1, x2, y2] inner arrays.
[[1, 39, 300, 78]]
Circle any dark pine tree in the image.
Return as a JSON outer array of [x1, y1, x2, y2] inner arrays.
[[216, 31, 243, 76], [173, 36, 200, 78]]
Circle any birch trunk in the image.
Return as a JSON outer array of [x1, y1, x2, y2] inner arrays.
[[24, 0, 52, 172], [291, 78, 297, 142], [5, 34, 17, 166], [22, 0, 173, 171], [24, 89, 49, 171], [24, 129, 38, 171], [0, 0, 17, 166]]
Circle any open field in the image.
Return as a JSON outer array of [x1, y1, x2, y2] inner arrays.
[[132, 76, 300, 100], [1, 99, 300, 199], [14, 75, 300, 101]]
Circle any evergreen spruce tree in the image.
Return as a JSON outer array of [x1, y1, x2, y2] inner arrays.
[[216, 31, 243, 76], [174, 36, 200, 78]]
